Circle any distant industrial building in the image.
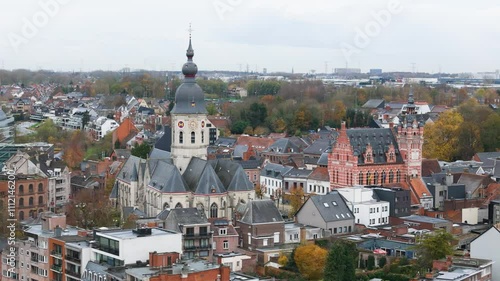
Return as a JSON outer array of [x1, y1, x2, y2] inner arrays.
[[334, 68, 361, 75], [369, 69, 383, 75]]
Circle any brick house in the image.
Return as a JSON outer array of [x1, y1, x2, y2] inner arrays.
[[234, 200, 284, 251], [210, 218, 239, 255]]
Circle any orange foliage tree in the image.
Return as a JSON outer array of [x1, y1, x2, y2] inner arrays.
[[294, 243, 328, 280]]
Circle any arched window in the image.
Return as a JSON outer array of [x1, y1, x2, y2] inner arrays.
[[179, 132, 183, 144], [38, 183, 43, 192], [196, 202, 204, 211], [29, 197, 34, 206], [374, 171, 379, 185], [29, 184, 34, 193], [366, 171, 371, 185], [201, 131, 204, 143], [336, 171, 339, 183], [19, 198, 24, 207], [358, 172, 364, 185], [191, 132, 195, 144], [175, 202, 183, 208], [29, 210, 35, 218], [163, 203, 170, 210], [19, 185, 24, 194], [19, 211, 24, 220], [38, 196, 43, 205], [210, 203, 218, 218], [381, 171, 386, 184], [396, 170, 401, 183], [389, 170, 394, 183]]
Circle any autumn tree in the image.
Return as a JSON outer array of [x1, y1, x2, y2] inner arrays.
[[457, 121, 483, 160], [289, 187, 305, 217], [324, 239, 358, 281], [63, 130, 86, 169], [66, 188, 120, 229], [294, 244, 328, 280], [255, 183, 265, 199], [423, 110, 464, 161], [413, 229, 455, 270]]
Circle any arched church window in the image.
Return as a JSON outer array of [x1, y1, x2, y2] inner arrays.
[[175, 202, 183, 208], [358, 172, 364, 185], [396, 170, 401, 183], [201, 131, 204, 143], [389, 170, 394, 183], [179, 132, 183, 144], [191, 131, 195, 144], [210, 203, 218, 218], [163, 203, 170, 209]]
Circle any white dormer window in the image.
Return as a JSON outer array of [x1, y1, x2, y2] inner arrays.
[[219, 228, 227, 235]]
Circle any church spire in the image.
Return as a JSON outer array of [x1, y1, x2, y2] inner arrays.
[[182, 24, 197, 79]]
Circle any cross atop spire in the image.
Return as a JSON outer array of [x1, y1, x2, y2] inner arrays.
[[188, 23, 194, 40]]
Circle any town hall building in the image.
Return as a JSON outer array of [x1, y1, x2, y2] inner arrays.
[[328, 93, 424, 188]]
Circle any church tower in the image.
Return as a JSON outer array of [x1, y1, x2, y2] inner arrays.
[[170, 35, 209, 173]]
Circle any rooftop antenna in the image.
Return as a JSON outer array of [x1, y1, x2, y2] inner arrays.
[[411, 63, 416, 73]]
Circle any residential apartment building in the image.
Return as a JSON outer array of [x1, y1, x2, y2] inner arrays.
[[260, 163, 292, 199], [337, 186, 390, 226], [163, 208, 213, 259], [1, 213, 78, 281], [371, 186, 412, 218], [90, 227, 182, 266]]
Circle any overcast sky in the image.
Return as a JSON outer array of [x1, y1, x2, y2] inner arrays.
[[1, 0, 499, 73]]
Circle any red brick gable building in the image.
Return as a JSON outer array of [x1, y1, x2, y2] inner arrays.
[[328, 120, 423, 188]]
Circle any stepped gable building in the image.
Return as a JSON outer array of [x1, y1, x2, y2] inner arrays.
[[113, 36, 255, 220], [328, 91, 424, 188]]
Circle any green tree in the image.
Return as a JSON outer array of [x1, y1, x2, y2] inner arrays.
[[294, 243, 328, 280], [131, 143, 151, 159], [413, 229, 455, 270], [457, 121, 483, 160], [480, 113, 500, 152], [378, 256, 387, 268], [324, 240, 357, 281], [81, 111, 90, 130], [231, 120, 249, 134], [367, 255, 375, 270], [36, 119, 59, 142]]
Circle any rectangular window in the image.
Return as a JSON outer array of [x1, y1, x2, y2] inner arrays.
[[263, 239, 268, 246], [274, 232, 280, 243], [223, 240, 229, 249]]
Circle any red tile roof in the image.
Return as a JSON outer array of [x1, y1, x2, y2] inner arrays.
[[421, 159, 442, 177], [236, 136, 275, 153], [308, 167, 329, 181]]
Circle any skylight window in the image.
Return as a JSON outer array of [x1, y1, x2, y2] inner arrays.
[[341, 214, 345, 218], [323, 202, 329, 208], [335, 214, 339, 219], [332, 201, 338, 206]]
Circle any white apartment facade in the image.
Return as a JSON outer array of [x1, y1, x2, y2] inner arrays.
[[337, 186, 390, 227]]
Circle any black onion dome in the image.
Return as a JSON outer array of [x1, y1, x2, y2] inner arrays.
[[171, 37, 207, 115]]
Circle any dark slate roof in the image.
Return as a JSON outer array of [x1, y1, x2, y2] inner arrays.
[[148, 160, 187, 193], [154, 126, 172, 153], [302, 191, 354, 223], [166, 208, 209, 228], [149, 147, 171, 160], [117, 155, 143, 182], [475, 152, 500, 168], [303, 139, 331, 156], [261, 163, 293, 179], [183, 157, 226, 194], [317, 152, 329, 166], [210, 160, 254, 192], [109, 181, 118, 199], [233, 145, 248, 158], [266, 138, 300, 153], [215, 137, 237, 147], [83, 262, 108, 281], [346, 128, 404, 164], [156, 209, 170, 221], [362, 99, 385, 109], [137, 106, 154, 115], [122, 207, 147, 219], [238, 200, 284, 224], [494, 161, 500, 178], [234, 158, 262, 169], [283, 168, 313, 179]]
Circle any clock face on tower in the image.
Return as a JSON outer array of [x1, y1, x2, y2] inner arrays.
[[189, 120, 197, 129], [177, 121, 184, 128]]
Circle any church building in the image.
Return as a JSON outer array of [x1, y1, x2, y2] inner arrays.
[[113, 36, 255, 220]]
